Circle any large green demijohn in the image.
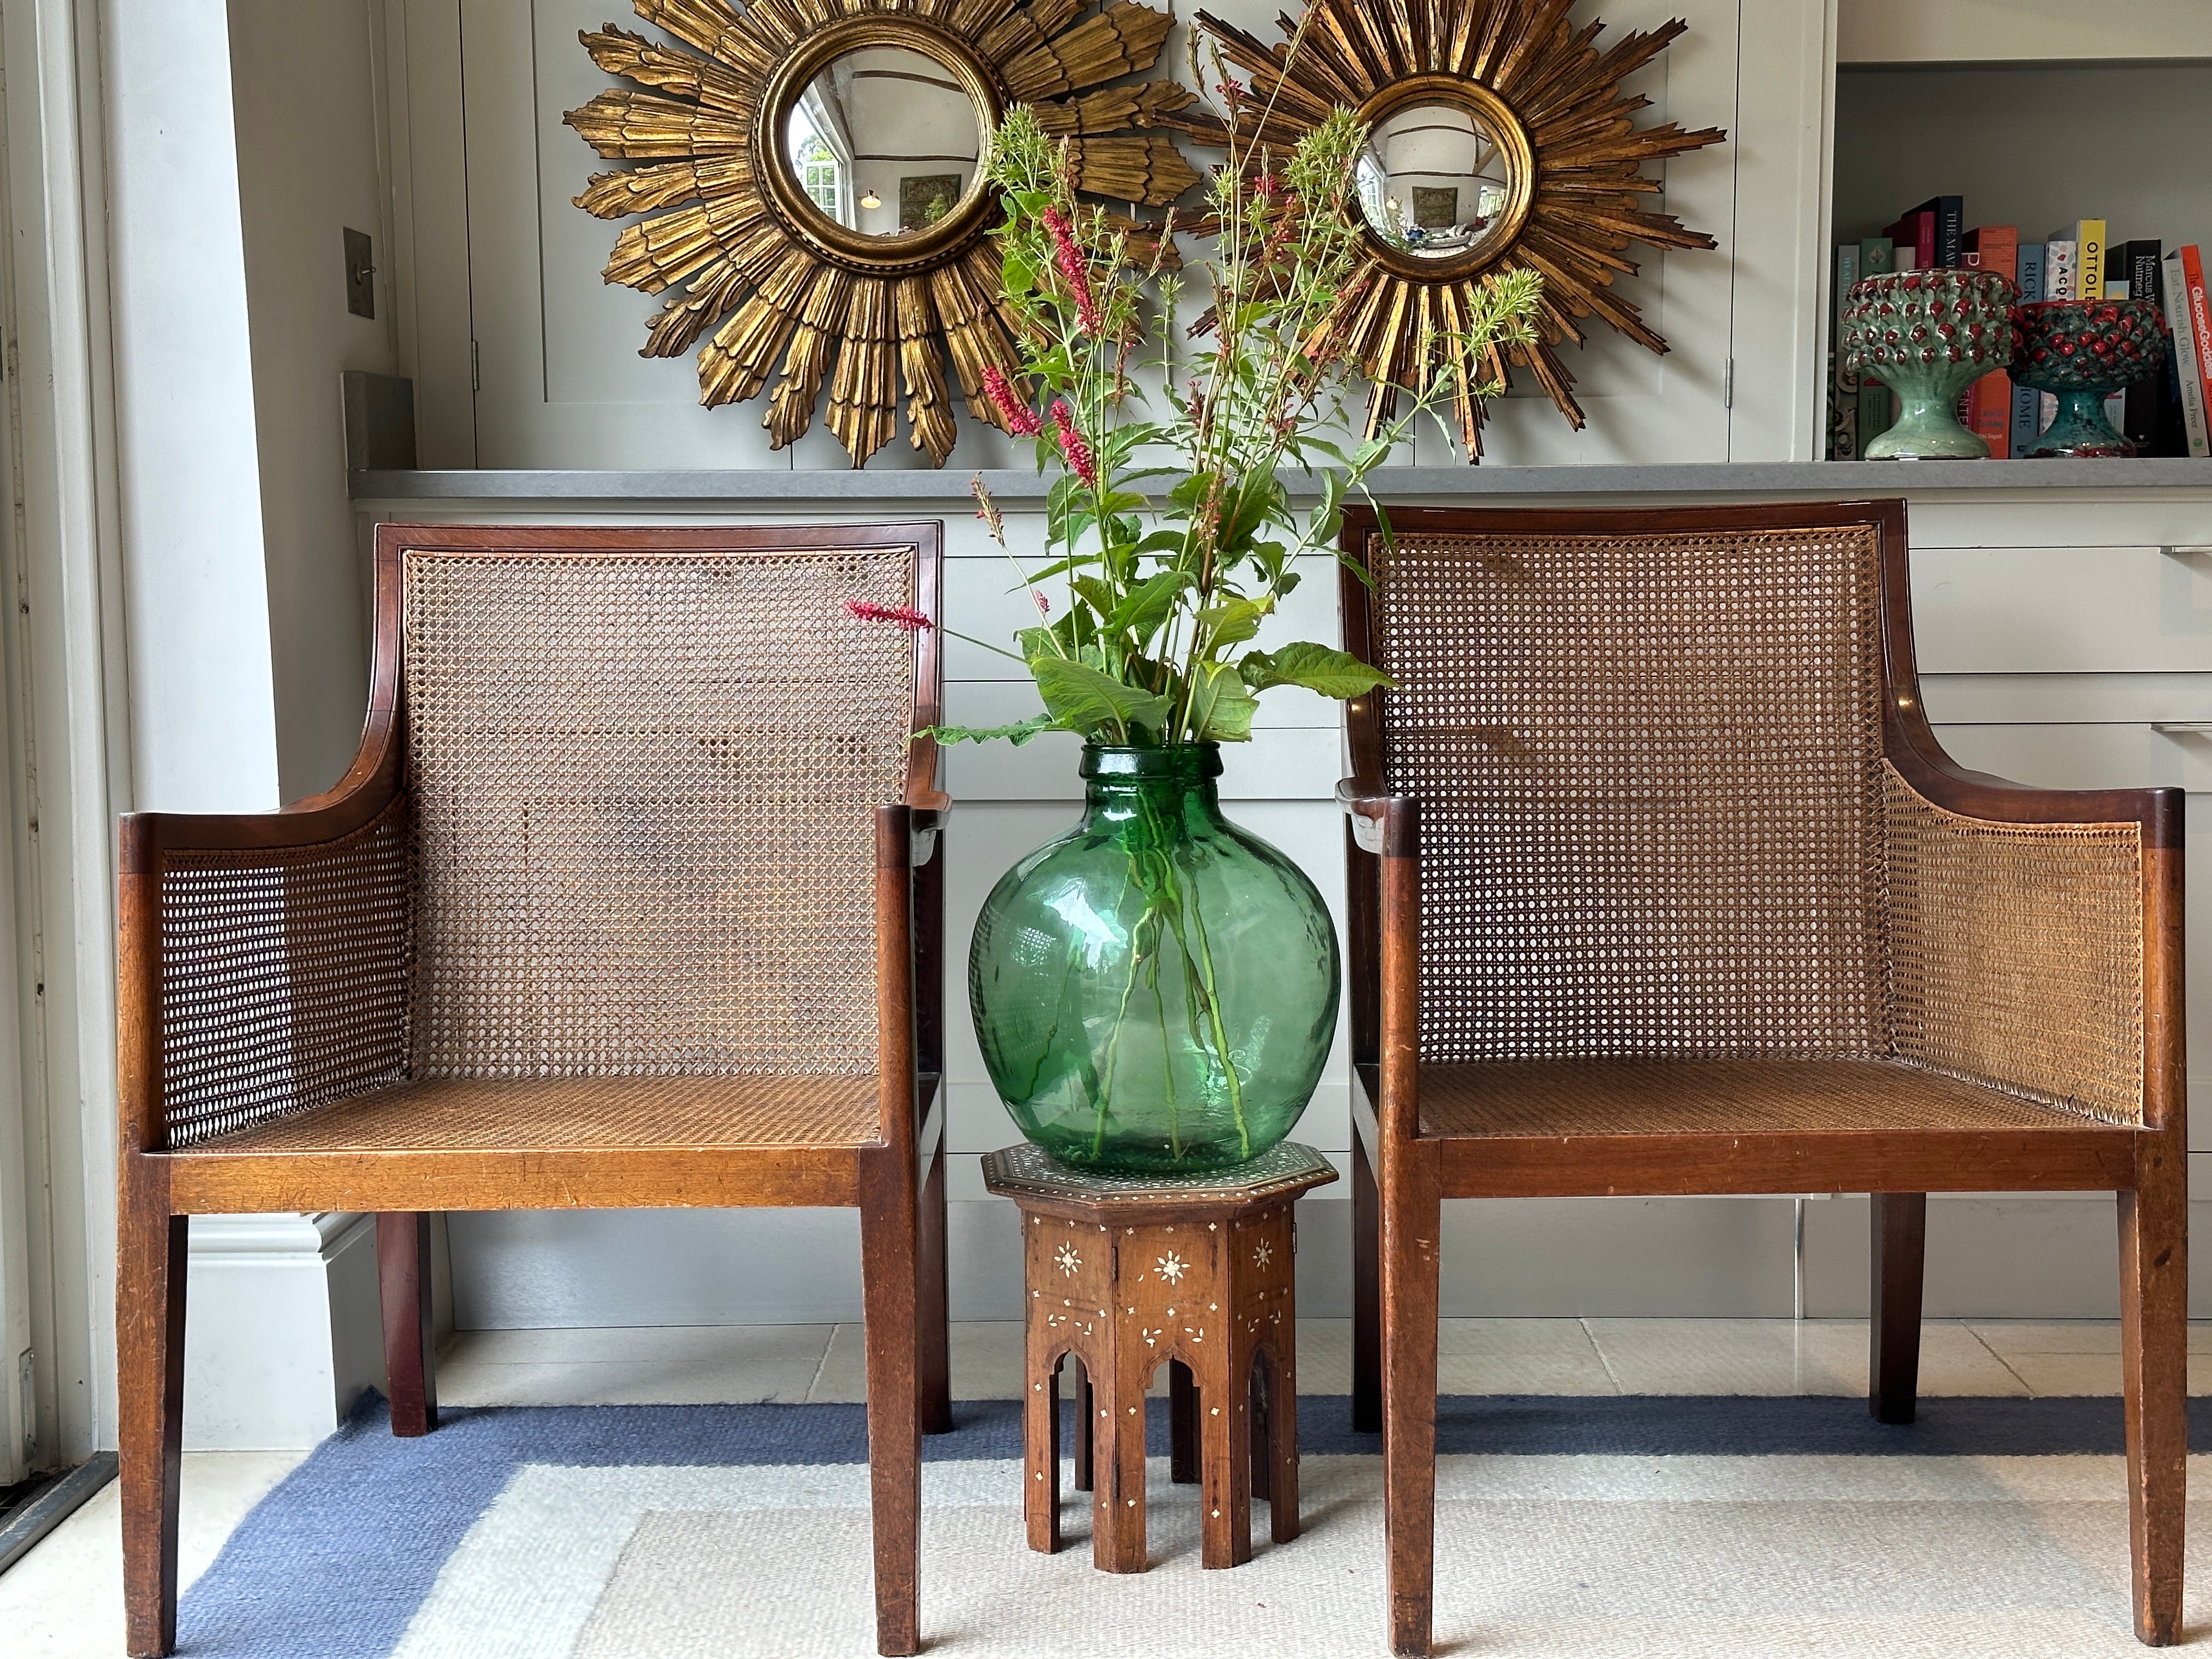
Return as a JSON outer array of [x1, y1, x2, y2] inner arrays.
[[968, 743, 1340, 1173]]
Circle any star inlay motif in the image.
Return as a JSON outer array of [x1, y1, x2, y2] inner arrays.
[[1253, 1240, 1273, 1268], [1055, 1243, 1082, 1277], [1156, 1251, 1187, 1285]]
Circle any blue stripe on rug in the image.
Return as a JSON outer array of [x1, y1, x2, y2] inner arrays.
[[174, 1391, 2212, 1658]]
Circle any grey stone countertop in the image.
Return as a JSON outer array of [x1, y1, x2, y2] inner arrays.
[[352, 457, 2212, 504]]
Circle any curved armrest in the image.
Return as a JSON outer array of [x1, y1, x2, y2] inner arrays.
[[1336, 777, 1419, 857], [1887, 698, 2180, 848]]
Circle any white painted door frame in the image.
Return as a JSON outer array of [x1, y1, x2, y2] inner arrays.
[[0, 0, 129, 1468]]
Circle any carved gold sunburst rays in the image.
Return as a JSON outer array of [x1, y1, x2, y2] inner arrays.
[[566, 0, 1202, 466], [1172, 0, 1726, 458]]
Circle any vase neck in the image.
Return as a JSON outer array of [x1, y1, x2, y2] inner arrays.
[[1079, 744, 1224, 827]]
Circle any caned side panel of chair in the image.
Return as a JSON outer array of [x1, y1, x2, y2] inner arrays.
[[159, 803, 413, 1147], [402, 544, 917, 1078], [1883, 766, 2145, 1123], [1365, 521, 1889, 1062]]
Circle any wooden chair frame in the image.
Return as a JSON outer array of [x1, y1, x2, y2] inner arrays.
[[1336, 499, 2186, 1654], [116, 523, 953, 1658]]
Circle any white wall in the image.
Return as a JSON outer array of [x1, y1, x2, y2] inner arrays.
[[229, 0, 395, 802], [103, 0, 279, 815]]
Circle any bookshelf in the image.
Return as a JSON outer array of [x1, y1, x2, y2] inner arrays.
[[1821, 7, 2212, 462]]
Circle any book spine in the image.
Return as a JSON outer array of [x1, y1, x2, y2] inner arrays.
[[2047, 240, 2078, 301], [2167, 249, 2210, 458], [1857, 239, 1894, 445], [1829, 246, 1859, 460], [2011, 242, 2046, 453], [2078, 221, 2107, 299], [2185, 246, 2212, 448], [2122, 241, 2164, 451], [1936, 198, 1964, 269]]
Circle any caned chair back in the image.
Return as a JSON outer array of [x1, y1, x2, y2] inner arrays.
[[398, 528, 931, 1078], [1347, 507, 1893, 1064]]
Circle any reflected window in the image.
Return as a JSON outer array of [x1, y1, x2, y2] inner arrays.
[[782, 45, 981, 239], [1355, 100, 1517, 262]]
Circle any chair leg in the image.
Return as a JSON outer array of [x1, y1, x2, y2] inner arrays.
[[1170, 1359, 1199, 1483], [119, 1187, 187, 1659], [1352, 1128, 1382, 1434], [916, 1148, 952, 1435], [377, 1212, 438, 1437], [2120, 1161, 2187, 1646], [857, 1150, 923, 1657], [1381, 1146, 1442, 1658], [1869, 1193, 1927, 1425]]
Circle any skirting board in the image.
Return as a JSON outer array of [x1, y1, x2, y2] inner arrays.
[[183, 1212, 383, 1450], [443, 1193, 2212, 1330]]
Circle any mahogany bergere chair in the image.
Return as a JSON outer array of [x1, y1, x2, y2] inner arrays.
[[1337, 500, 2185, 1654], [117, 523, 952, 1658]]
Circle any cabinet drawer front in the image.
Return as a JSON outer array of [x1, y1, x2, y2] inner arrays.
[[1930, 722, 2208, 794], [1912, 546, 2212, 673]]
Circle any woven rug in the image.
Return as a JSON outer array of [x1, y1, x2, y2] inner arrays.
[[176, 1395, 2212, 1657]]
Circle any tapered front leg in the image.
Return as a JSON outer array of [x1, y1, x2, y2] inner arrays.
[[1381, 1146, 1441, 1658], [120, 1182, 187, 1659], [1869, 1193, 1927, 1425], [1267, 1336, 1302, 1544], [377, 1212, 438, 1437], [2120, 1153, 2187, 1646], [859, 1150, 922, 1656]]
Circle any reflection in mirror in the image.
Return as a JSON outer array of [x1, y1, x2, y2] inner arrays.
[[783, 46, 982, 238], [1354, 103, 1515, 260]]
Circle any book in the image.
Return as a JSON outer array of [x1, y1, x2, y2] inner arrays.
[[2010, 240, 2047, 454], [1905, 196, 1963, 269], [2168, 246, 2210, 458], [2046, 240, 2078, 301], [1829, 245, 1860, 461], [2118, 239, 2165, 453], [1857, 238, 1895, 448], [1962, 227, 2017, 458], [2178, 246, 2212, 457], [1886, 207, 1937, 272], [2051, 219, 2107, 299]]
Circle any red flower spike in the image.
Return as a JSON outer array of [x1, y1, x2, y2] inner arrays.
[[981, 364, 1043, 436], [1051, 402, 1098, 489], [847, 599, 934, 632], [1040, 207, 1104, 334]]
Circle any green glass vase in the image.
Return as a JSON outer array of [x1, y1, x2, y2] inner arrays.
[[968, 743, 1339, 1174]]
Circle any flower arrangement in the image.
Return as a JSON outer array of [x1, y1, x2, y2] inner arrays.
[[883, 78, 1541, 749]]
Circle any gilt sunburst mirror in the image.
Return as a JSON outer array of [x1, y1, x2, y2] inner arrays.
[[566, 0, 1200, 466], [1173, 0, 1728, 456]]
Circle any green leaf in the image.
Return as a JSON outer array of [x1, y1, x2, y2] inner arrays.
[[922, 715, 1058, 748], [1070, 575, 1119, 620], [1031, 656, 1172, 741], [1109, 571, 1192, 645], [1198, 596, 1272, 648], [1188, 661, 1260, 743], [1240, 642, 1396, 699]]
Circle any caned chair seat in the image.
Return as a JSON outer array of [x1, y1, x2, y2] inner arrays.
[[1412, 1057, 2117, 1140], [177, 1073, 895, 1156]]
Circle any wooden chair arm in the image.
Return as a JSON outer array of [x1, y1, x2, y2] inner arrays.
[[1336, 777, 1419, 858], [1886, 726, 2181, 849]]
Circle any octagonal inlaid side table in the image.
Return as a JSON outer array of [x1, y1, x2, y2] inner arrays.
[[980, 1141, 1338, 1572]]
